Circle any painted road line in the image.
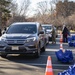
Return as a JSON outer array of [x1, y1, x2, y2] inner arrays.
[[46, 49, 75, 51], [22, 63, 73, 67], [0, 63, 71, 67], [41, 55, 55, 56]]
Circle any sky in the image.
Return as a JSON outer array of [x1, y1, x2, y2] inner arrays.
[[16, 0, 75, 9], [16, 0, 50, 9], [16, 0, 49, 5], [16, 0, 75, 17], [16, 0, 75, 5], [16, 0, 50, 17]]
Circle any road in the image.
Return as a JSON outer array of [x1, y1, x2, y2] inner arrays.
[[0, 35, 75, 75]]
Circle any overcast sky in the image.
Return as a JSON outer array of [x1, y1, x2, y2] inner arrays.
[[16, 0, 75, 4], [16, 0, 75, 9], [16, 0, 50, 16], [16, 0, 75, 17]]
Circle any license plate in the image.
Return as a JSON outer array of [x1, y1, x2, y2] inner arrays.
[[12, 46, 19, 50]]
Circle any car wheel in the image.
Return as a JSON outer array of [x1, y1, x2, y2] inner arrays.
[[0, 54, 7, 58], [35, 45, 40, 58]]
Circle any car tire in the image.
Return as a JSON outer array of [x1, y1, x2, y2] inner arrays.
[[35, 45, 40, 58], [0, 54, 7, 58]]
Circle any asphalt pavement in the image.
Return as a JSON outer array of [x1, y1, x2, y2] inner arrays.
[[0, 34, 75, 75]]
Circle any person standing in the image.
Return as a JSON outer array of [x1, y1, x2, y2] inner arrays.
[[62, 25, 69, 43], [52, 26, 56, 44]]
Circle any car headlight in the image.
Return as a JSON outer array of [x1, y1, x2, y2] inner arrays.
[[1, 37, 7, 43], [26, 37, 36, 42]]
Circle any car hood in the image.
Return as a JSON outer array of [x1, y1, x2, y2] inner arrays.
[[1, 34, 36, 39], [46, 29, 52, 32]]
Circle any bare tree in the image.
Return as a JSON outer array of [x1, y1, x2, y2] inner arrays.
[[10, 0, 18, 14], [56, 0, 75, 17], [35, 1, 49, 23], [37, 1, 48, 15], [18, 0, 31, 17]]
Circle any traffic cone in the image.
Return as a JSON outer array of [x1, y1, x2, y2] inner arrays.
[[59, 32, 65, 52], [60, 38, 63, 43], [45, 56, 53, 75], [60, 43, 63, 50], [60, 34, 63, 43], [60, 43, 65, 52]]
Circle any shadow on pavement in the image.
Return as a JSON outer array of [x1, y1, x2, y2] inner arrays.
[[3, 50, 75, 70]]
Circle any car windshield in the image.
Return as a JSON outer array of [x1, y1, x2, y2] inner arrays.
[[42, 26, 52, 30], [6, 24, 37, 34]]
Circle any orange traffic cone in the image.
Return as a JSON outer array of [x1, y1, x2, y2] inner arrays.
[[60, 43, 63, 50], [60, 34, 63, 43], [45, 56, 53, 75], [60, 38, 63, 43], [60, 43, 65, 52]]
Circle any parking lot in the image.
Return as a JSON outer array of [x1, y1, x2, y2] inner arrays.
[[0, 34, 75, 75]]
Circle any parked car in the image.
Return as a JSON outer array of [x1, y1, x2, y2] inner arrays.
[[42, 24, 58, 41], [42, 27, 49, 44], [0, 22, 46, 58]]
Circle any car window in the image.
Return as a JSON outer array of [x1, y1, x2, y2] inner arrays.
[[42, 26, 52, 30], [6, 24, 37, 34]]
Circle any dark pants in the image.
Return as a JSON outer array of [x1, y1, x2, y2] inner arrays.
[[63, 35, 68, 43]]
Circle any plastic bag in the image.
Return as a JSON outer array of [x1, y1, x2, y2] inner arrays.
[[55, 50, 73, 63], [55, 50, 64, 61], [58, 64, 75, 75], [73, 41, 75, 47], [68, 36, 73, 47], [68, 42, 73, 47], [64, 50, 73, 62], [72, 35, 75, 40]]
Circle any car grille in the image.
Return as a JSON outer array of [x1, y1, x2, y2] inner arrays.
[[8, 44, 23, 45], [6, 40, 25, 45]]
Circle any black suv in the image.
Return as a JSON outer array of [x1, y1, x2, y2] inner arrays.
[[0, 22, 46, 58]]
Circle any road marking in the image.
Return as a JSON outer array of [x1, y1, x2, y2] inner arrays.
[[46, 49, 59, 51], [0, 63, 72, 67], [41, 55, 55, 56], [41, 54, 75, 56], [53, 64, 72, 67], [22, 63, 73, 67]]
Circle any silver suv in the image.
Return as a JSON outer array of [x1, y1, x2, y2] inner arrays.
[[0, 22, 46, 58], [42, 24, 57, 41]]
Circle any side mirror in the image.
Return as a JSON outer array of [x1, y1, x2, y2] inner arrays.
[[3, 31, 5, 34], [2, 31, 6, 34], [39, 30, 44, 35]]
